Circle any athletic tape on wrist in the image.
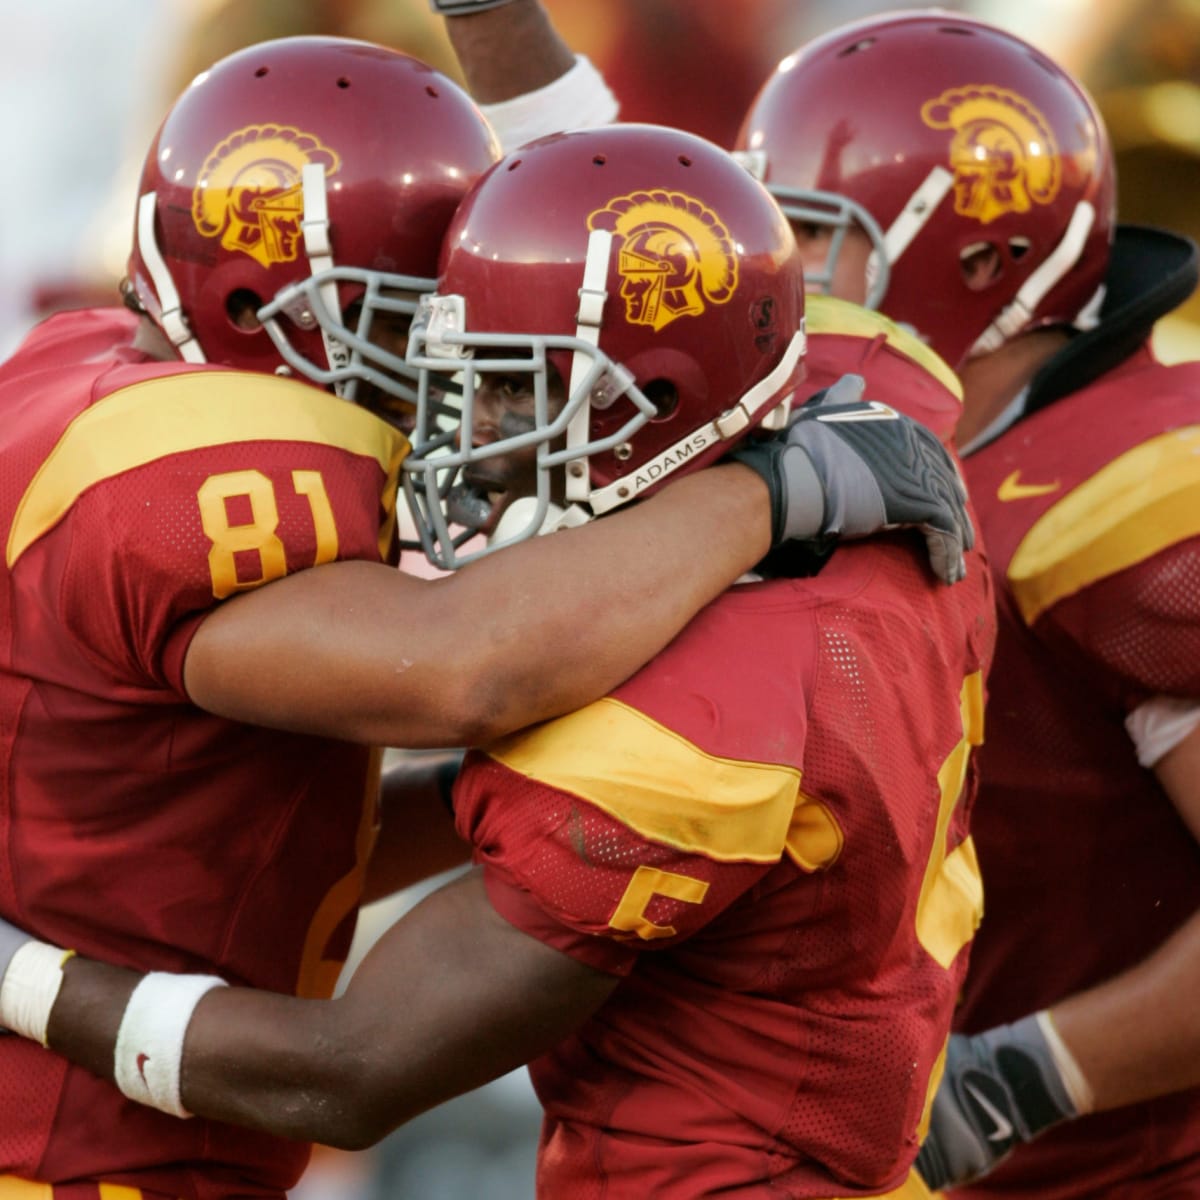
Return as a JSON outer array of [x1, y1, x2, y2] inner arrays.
[[1038, 1009, 1095, 1115], [0, 940, 74, 1045], [113, 972, 227, 1118]]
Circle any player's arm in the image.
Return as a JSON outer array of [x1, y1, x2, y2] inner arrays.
[[183, 462, 771, 748], [1050, 722, 1200, 1106], [33, 868, 618, 1148], [184, 402, 974, 750], [362, 753, 469, 903], [435, 0, 617, 151], [439, 0, 573, 103], [918, 715, 1200, 1193]]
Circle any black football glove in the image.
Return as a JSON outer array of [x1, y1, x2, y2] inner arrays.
[[729, 374, 974, 585], [916, 1016, 1079, 1191]]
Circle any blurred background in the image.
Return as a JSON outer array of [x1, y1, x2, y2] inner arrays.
[[5, 0, 1198, 1195]]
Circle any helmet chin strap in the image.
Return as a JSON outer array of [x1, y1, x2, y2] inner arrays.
[[565, 228, 614, 503], [300, 163, 353, 396], [136, 193, 205, 364], [969, 200, 1097, 357], [586, 326, 806, 517]]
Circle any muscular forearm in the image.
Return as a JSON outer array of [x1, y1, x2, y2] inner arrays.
[[444, 0, 574, 103], [44, 872, 614, 1149], [429, 463, 770, 742], [1052, 908, 1200, 1109], [185, 462, 770, 748]]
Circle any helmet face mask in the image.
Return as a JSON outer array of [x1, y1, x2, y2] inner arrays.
[[402, 125, 807, 571], [127, 36, 500, 411], [735, 11, 1116, 369]]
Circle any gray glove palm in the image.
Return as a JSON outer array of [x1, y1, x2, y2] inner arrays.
[[729, 374, 975, 585]]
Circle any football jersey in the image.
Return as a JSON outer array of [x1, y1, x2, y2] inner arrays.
[[456, 322, 994, 1197], [955, 343, 1200, 1198], [0, 308, 407, 1197]]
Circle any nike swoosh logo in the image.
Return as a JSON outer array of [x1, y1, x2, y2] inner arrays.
[[817, 401, 899, 422], [136, 1052, 151, 1084], [964, 1081, 1014, 1142], [997, 471, 1060, 501]]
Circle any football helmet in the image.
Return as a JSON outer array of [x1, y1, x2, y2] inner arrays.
[[735, 10, 1115, 369], [127, 36, 500, 404], [403, 124, 807, 569]]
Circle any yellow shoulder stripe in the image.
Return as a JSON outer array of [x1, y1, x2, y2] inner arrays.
[[805, 293, 962, 402], [484, 696, 802, 862], [8, 372, 408, 568], [1009, 427, 1200, 624]]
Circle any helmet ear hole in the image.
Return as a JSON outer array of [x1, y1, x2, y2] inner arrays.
[[644, 379, 680, 421], [227, 289, 265, 330], [960, 243, 1004, 293]]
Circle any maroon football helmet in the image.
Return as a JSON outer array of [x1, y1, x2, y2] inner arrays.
[[403, 124, 807, 569], [735, 10, 1115, 369], [127, 36, 500, 403]]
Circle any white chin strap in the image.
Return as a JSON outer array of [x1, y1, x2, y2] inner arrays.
[[565, 229, 614, 503], [586, 325, 806, 517], [300, 163, 351, 390], [969, 201, 1097, 358], [882, 166, 955, 265], [136, 193, 205, 363]]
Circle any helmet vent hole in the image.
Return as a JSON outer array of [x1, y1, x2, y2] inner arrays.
[[839, 37, 876, 58], [507, 158, 522, 172], [254, 67, 269, 79], [425, 84, 439, 98], [678, 155, 692, 167], [592, 155, 607, 166], [1009, 238, 1032, 260], [337, 77, 351, 89]]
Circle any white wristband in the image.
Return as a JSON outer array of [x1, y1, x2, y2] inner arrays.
[[0, 940, 74, 1045], [1038, 1009, 1096, 1115], [480, 54, 618, 154], [113, 972, 227, 1119]]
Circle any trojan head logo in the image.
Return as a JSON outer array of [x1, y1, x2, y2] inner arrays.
[[192, 126, 341, 267], [920, 86, 1061, 225], [588, 191, 737, 331]]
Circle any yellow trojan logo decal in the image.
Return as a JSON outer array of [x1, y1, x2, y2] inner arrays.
[[192, 126, 341, 267], [588, 191, 738, 331], [920, 86, 1061, 225]]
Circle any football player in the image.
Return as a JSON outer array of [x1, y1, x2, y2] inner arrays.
[[0, 122, 993, 1199], [735, 14, 1200, 1196], [438, 3, 1200, 1193], [0, 34, 974, 1200]]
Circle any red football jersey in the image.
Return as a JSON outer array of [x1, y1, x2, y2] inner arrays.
[[456, 332, 995, 1200], [0, 308, 407, 1197], [956, 344, 1200, 1198]]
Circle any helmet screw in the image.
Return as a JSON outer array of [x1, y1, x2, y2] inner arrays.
[[614, 443, 633, 461], [569, 462, 586, 477]]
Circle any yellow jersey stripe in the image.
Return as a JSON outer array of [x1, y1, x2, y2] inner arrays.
[[805, 294, 963, 403], [484, 697, 801, 862], [1009, 426, 1200, 624], [8, 372, 408, 568]]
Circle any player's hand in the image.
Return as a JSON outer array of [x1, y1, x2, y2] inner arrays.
[[916, 1016, 1079, 1190], [729, 374, 974, 585]]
